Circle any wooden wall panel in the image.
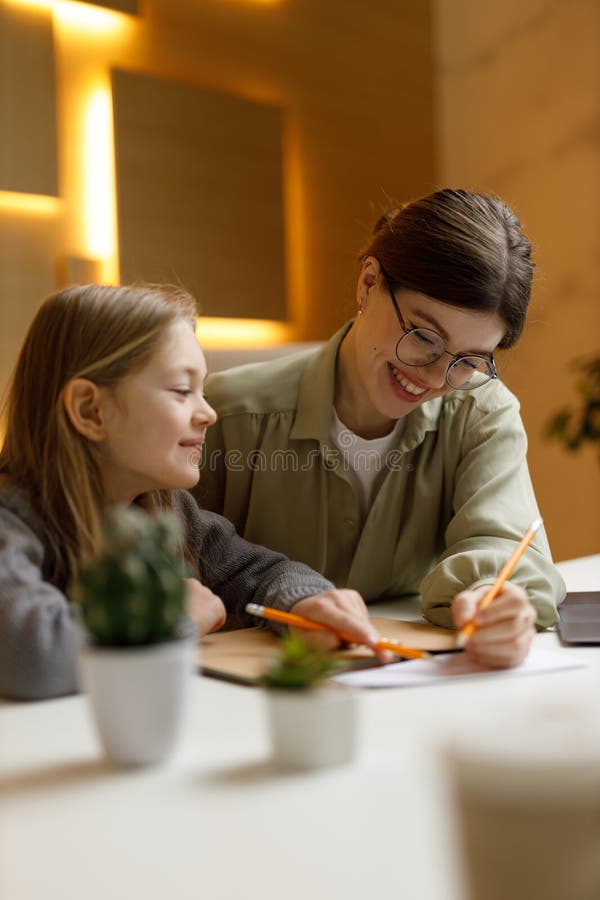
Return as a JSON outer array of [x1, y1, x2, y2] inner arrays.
[[0, 209, 63, 395], [140, 0, 435, 339], [112, 68, 287, 319], [434, 0, 600, 559], [0, 3, 58, 196]]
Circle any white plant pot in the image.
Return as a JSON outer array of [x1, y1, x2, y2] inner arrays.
[[79, 638, 196, 766], [266, 686, 358, 769]]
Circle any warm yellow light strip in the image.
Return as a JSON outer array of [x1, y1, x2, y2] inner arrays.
[[51, 2, 130, 285], [7, 0, 133, 28], [81, 82, 118, 277], [54, 0, 130, 30], [0, 192, 61, 215], [195, 318, 295, 349], [223, 0, 284, 5]]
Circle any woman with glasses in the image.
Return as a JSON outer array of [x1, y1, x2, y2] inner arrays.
[[197, 189, 565, 668]]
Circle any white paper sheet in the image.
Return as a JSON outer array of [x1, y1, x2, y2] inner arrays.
[[333, 648, 587, 689]]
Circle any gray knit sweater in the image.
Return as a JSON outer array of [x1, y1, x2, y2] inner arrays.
[[0, 488, 334, 701]]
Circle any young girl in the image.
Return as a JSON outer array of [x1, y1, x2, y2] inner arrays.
[[0, 283, 381, 701], [199, 189, 566, 669]]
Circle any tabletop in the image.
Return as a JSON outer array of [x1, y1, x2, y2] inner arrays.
[[1, 555, 599, 900]]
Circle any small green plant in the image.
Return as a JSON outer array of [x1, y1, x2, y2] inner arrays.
[[546, 353, 600, 461], [78, 507, 186, 646], [260, 633, 338, 690]]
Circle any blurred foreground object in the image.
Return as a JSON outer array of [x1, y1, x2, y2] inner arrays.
[[446, 705, 600, 900], [77, 507, 195, 766]]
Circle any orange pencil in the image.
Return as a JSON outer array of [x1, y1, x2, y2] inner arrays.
[[245, 603, 431, 660], [455, 516, 543, 649]]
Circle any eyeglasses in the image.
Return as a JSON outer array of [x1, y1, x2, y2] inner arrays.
[[380, 268, 498, 391]]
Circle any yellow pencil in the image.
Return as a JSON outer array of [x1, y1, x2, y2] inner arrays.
[[455, 516, 543, 649], [245, 603, 431, 660]]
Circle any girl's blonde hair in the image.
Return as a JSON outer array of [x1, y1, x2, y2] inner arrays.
[[0, 282, 198, 590]]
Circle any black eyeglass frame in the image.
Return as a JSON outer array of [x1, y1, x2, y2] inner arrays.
[[379, 267, 498, 391]]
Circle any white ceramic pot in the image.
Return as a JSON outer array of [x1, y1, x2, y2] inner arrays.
[[266, 686, 358, 769], [79, 638, 196, 766]]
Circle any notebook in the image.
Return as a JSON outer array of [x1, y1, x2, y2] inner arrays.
[[334, 647, 586, 689], [200, 617, 457, 685], [557, 591, 600, 644]]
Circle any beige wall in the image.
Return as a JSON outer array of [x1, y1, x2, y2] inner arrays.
[[0, 0, 434, 393], [434, 0, 600, 561]]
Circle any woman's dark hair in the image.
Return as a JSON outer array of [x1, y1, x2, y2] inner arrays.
[[362, 189, 534, 348]]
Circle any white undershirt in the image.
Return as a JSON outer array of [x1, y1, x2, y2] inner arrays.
[[329, 408, 405, 522]]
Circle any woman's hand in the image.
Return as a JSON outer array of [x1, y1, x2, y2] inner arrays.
[[452, 582, 536, 668], [184, 578, 226, 637], [290, 590, 393, 663]]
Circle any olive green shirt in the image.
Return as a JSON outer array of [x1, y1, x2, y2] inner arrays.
[[198, 322, 564, 629]]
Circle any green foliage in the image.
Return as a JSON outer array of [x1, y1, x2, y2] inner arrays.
[[78, 507, 185, 647], [260, 633, 338, 690], [546, 354, 600, 461]]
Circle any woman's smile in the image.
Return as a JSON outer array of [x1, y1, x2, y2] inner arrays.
[[388, 362, 428, 400], [179, 437, 206, 449]]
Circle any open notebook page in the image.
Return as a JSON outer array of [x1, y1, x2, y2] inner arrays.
[[333, 647, 586, 689]]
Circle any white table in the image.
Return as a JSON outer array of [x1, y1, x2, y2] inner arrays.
[[1, 556, 599, 900]]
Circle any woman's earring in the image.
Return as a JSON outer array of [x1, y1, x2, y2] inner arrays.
[[358, 301, 364, 315]]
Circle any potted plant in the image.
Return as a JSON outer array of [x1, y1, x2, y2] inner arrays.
[[260, 633, 359, 769], [77, 507, 196, 767], [546, 353, 600, 460]]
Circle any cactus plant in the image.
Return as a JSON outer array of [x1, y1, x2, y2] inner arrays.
[[78, 507, 186, 646], [260, 633, 338, 690], [262, 634, 358, 769]]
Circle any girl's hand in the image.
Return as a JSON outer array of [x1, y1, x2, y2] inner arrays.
[[452, 582, 536, 668], [184, 578, 226, 637], [290, 590, 394, 663]]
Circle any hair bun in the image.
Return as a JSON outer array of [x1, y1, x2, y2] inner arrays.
[[373, 208, 400, 235]]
